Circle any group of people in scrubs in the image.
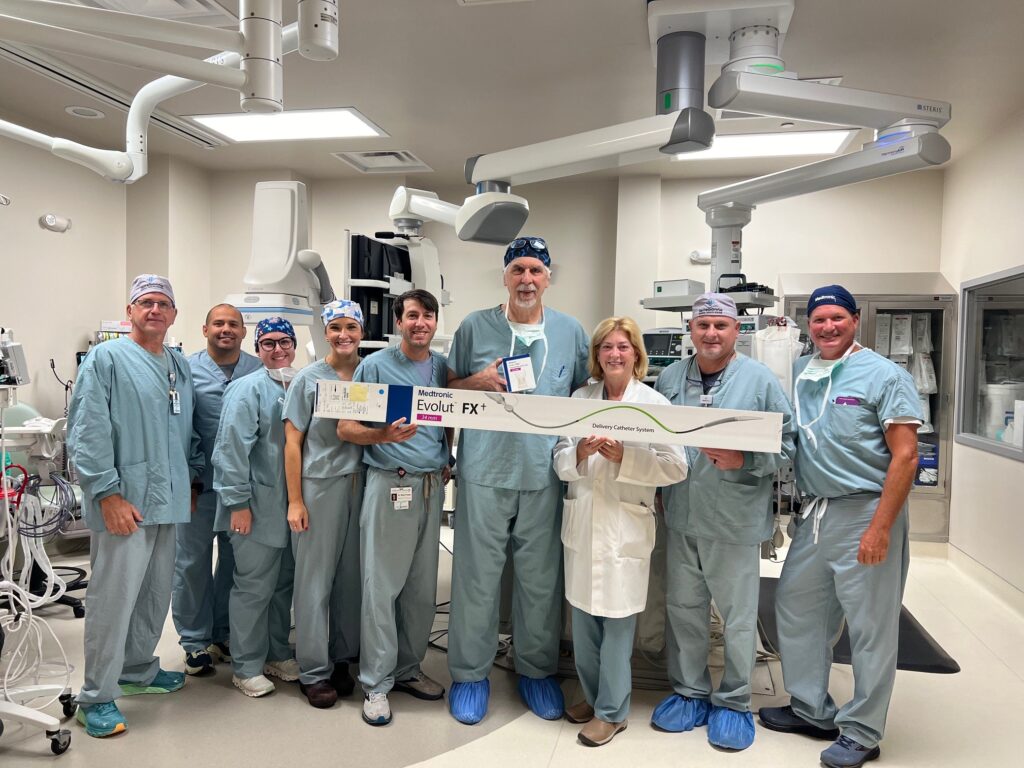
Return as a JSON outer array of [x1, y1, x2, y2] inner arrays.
[[68, 247, 919, 768]]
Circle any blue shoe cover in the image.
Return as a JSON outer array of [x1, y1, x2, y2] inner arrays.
[[651, 693, 711, 732], [449, 679, 490, 725], [517, 675, 564, 720], [707, 707, 756, 751]]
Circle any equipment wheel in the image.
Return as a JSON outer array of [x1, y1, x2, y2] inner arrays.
[[72, 605, 85, 619], [49, 729, 72, 755], [60, 693, 78, 718]]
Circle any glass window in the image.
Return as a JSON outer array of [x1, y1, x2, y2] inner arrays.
[[956, 266, 1024, 460]]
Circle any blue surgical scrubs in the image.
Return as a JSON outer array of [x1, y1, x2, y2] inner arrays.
[[446, 306, 589, 683], [777, 348, 922, 749], [656, 354, 795, 713], [282, 360, 365, 685], [213, 369, 295, 679], [173, 349, 261, 655], [68, 336, 202, 705], [353, 346, 449, 694]]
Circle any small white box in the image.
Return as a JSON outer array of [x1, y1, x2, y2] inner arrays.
[[654, 279, 705, 296]]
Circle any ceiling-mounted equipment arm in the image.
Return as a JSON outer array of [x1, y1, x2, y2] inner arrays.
[[389, 186, 529, 246], [0, 0, 336, 183]]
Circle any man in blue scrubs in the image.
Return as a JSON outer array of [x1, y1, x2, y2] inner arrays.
[[173, 304, 261, 675], [337, 289, 451, 726], [653, 293, 795, 751], [760, 285, 922, 768], [445, 237, 590, 725], [69, 274, 202, 738]]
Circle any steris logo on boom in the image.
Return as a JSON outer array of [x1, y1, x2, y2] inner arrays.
[[917, 104, 943, 113]]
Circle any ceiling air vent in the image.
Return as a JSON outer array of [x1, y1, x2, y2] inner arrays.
[[333, 150, 432, 174]]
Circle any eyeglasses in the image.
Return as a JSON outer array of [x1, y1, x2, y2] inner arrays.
[[258, 337, 296, 351], [509, 238, 547, 252], [134, 299, 174, 311]]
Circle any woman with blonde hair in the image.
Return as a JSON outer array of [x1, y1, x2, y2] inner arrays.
[[553, 316, 687, 747]]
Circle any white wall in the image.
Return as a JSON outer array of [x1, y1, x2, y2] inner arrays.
[[0, 136, 126, 418], [939, 107, 1024, 593]]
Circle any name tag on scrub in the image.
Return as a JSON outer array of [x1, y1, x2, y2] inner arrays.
[[502, 354, 536, 393]]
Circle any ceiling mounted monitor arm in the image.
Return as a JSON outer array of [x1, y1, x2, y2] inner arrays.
[[0, 0, 336, 182], [389, 186, 530, 247]]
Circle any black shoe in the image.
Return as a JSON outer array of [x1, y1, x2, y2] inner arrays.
[[300, 680, 338, 709], [758, 705, 840, 740], [330, 662, 355, 697]]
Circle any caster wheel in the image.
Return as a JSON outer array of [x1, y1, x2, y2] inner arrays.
[[0, 718, 5, 738], [73, 606, 85, 619], [60, 694, 77, 718], [49, 729, 71, 755]]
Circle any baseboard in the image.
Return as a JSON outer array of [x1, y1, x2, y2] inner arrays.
[[948, 545, 1024, 618]]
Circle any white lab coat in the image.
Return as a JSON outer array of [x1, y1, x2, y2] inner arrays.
[[553, 379, 687, 618]]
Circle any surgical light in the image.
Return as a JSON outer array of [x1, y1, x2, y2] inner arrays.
[[673, 129, 856, 161], [189, 108, 387, 142]]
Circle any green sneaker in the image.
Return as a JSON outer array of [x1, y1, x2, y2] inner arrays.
[[76, 701, 127, 738], [119, 669, 185, 695]]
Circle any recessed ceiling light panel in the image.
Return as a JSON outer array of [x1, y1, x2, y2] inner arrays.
[[188, 108, 387, 142], [65, 105, 105, 119]]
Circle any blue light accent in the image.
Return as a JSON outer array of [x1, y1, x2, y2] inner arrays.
[[875, 130, 912, 147]]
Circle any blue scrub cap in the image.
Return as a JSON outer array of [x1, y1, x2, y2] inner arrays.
[[322, 299, 364, 326], [129, 274, 175, 306], [254, 316, 295, 349], [807, 284, 859, 318], [503, 236, 551, 268]]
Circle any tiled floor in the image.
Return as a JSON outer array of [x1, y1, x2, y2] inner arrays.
[[2, 537, 1020, 767]]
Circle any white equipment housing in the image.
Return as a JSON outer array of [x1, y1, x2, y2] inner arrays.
[[225, 181, 334, 359]]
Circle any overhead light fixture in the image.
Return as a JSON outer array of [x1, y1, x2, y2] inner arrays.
[[188, 108, 387, 142], [674, 129, 857, 161], [65, 105, 105, 119]]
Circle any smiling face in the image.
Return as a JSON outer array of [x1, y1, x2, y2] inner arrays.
[[503, 256, 550, 311], [396, 299, 437, 353], [203, 305, 246, 355], [127, 291, 177, 339], [691, 315, 740, 368], [325, 316, 363, 359], [597, 329, 637, 381], [256, 332, 296, 369], [809, 305, 860, 360]]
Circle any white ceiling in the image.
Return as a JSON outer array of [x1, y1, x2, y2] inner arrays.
[[2, 0, 1023, 187]]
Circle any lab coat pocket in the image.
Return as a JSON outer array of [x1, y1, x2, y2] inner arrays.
[[116, 461, 149, 511], [715, 480, 763, 530], [617, 502, 656, 560], [561, 498, 582, 551]]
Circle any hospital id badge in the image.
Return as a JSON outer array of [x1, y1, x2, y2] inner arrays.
[[170, 389, 181, 414], [390, 486, 412, 510], [502, 354, 536, 393], [699, 394, 713, 407]]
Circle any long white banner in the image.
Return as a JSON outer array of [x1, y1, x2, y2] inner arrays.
[[314, 382, 783, 453]]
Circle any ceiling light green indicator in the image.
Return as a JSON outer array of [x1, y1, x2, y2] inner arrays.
[[751, 63, 785, 72], [663, 92, 672, 110]]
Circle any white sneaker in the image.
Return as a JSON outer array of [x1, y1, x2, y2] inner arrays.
[[263, 658, 301, 682], [362, 692, 392, 726], [233, 674, 275, 698]]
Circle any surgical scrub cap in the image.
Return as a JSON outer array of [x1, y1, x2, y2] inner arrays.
[[129, 274, 175, 306], [503, 236, 552, 268], [322, 299, 364, 326], [254, 316, 296, 350], [691, 293, 738, 320], [807, 284, 859, 318]]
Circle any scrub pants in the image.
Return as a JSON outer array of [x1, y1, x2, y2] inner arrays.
[[228, 534, 295, 679], [292, 472, 363, 685], [571, 607, 637, 723], [77, 523, 175, 705], [776, 494, 909, 749], [358, 467, 443, 694], [171, 491, 235, 653], [664, 530, 760, 711], [448, 480, 563, 682]]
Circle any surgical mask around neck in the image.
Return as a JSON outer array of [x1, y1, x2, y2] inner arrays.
[[267, 366, 298, 385], [793, 343, 859, 450]]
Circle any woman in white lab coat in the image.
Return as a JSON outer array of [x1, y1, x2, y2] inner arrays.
[[553, 316, 687, 747]]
